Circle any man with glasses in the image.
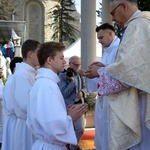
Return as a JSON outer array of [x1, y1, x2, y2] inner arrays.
[[58, 56, 87, 150], [110, 3, 122, 16], [85, 0, 150, 149]]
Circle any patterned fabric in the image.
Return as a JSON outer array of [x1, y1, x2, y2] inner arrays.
[[107, 12, 150, 93], [98, 67, 129, 96], [104, 11, 150, 149], [74, 74, 81, 93]]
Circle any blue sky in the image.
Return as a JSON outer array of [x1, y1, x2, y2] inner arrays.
[[74, 0, 102, 25]]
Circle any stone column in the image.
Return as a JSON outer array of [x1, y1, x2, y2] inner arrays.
[[14, 46, 22, 57], [81, 0, 96, 70], [14, 39, 22, 57], [102, 0, 112, 24]]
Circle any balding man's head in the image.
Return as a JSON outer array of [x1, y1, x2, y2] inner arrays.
[[110, 0, 137, 3], [110, 0, 138, 27]]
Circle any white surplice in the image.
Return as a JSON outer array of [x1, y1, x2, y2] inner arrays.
[[0, 78, 4, 143], [12, 62, 36, 150], [26, 68, 77, 150], [94, 36, 120, 150], [2, 75, 16, 150]]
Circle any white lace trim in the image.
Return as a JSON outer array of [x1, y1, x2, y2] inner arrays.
[[97, 67, 129, 95]]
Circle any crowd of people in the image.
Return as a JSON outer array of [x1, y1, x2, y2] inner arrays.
[[0, 0, 150, 150], [0, 40, 88, 150]]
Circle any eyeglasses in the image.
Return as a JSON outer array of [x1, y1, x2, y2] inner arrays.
[[110, 4, 122, 16], [71, 62, 81, 67]]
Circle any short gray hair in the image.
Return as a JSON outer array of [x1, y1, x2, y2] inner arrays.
[[69, 56, 80, 62], [110, 0, 137, 3], [110, 0, 138, 7]]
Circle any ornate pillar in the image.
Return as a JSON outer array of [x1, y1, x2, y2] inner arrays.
[[102, 0, 112, 24], [81, 0, 96, 70]]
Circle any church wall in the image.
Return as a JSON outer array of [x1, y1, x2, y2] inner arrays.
[[1, 0, 80, 45], [0, 0, 14, 20], [13, 0, 57, 43], [25, 1, 44, 43]]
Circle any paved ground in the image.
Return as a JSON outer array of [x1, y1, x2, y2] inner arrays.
[[79, 128, 95, 150]]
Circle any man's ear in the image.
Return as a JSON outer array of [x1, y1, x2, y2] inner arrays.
[[121, 2, 128, 11], [109, 30, 113, 36], [27, 51, 33, 58], [47, 56, 52, 65]]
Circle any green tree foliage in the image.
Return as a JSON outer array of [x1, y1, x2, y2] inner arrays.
[[96, 2, 102, 25], [138, 0, 150, 11], [48, 0, 80, 45]]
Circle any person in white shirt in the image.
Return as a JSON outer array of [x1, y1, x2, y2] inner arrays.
[[0, 52, 6, 79], [27, 41, 88, 150], [2, 57, 23, 150], [0, 67, 4, 148], [90, 23, 120, 150], [12, 39, 41, 150]]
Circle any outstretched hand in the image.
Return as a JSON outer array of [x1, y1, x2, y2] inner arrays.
[[88, 61, 104, 68], [84, 61, 104, 79]]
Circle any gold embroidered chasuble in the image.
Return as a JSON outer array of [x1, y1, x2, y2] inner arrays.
[[106, 11, 150, 149]]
